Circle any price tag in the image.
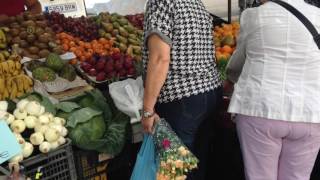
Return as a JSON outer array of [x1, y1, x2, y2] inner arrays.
[[0, 121, 22, 164], [40, 0, 87, 17]]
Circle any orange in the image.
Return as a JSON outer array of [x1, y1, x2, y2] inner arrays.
[[84, 52, 91, 59], [70, 47, 77, 53], [222, 45, 233, 54], [112, 48, 120, 54], [87, 49, 94, 54], [69, 41, 76, 47], [62, 44, 69, 51], [78, 41, 85, 47], [69, 58, 78, 65], [80, 56, 86, 62], [104, 44, 111, 49], [75, 50, 83, 57], [222, 52, 231, 60], [84, 42, 91, 49]]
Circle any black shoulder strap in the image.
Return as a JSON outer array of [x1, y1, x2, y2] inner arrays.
[[270, 0, 320, 49]]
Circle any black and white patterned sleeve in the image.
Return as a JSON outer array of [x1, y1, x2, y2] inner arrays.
[[144, 0, 173, 46]]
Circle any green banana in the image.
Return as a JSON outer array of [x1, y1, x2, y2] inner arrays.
[[0, 43, 7, 49], [1, 51, 10, 58], [0, 54, 5, 62], [0, 27, 10, 32], [0, 29, 6, 44]]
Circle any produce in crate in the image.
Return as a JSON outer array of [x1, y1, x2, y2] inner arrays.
[[79, 53, 137, 82], [56, 32, 120, 63], [4, 12, 63, 59], [28, 53, 77, 82], [213, 22, 240, 80], [0, 97, 68, 164], [96, 12, 143, 59], [0, 52, 33, 100], [45, 12, 99, 42]]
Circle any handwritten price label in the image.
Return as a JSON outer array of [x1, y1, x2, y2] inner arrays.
[[0, 121, 21, 164]]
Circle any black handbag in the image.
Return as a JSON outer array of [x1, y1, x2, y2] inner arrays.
[[270, 0, 320, 49]]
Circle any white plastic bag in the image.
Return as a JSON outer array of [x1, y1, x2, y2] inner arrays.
[[109, 77, 144, 123]]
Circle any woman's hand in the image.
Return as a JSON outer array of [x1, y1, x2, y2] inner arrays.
[[142, 113, 160, 134]]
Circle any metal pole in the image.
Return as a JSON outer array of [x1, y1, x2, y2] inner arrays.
[[228, 0, 232, 23]]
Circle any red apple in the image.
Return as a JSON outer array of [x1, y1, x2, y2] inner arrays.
[[88, 68, 97, 76], [104, 60, 114, 73], [96, 72, 106, 81], [127, 67, 136, 76], [124, 56, 134, 69], [119, 69, 127, 77], [95, 60, 106, 72], [111, 53, 121, 61], [107, 71, 116, 79]]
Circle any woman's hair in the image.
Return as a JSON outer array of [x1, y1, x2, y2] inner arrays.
[[304, 0, 320, 8]]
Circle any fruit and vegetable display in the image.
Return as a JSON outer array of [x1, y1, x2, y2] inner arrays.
[[26, 53, 77, 82], [4, 12, 63, 59], [0, 50, 33, 100], [96, 12, 143, 59], [0, 96, 68, 164], [55, 89, 130, 156], [79, 53, 137, 82], [45, 12, 99, 42], [213, 22, 240, 80], [125, 13, 144, 30]]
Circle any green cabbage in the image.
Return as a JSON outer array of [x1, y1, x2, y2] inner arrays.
[[68, 115, 106, 150]]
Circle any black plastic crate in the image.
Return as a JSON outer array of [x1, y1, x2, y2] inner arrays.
[[73, 148, 111, 180], [0, 139, 77, 180]]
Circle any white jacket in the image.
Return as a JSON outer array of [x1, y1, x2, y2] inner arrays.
[[227, 0, 320, 123]]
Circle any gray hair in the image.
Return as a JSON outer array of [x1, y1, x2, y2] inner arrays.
[[304, 0, 320, 7]]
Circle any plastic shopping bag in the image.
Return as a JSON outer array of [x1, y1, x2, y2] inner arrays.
[[130, 134, 157, 180], [109, 77, 144, 123]]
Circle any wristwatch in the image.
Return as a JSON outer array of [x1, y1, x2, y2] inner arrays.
[[143, 110, 155, 118]]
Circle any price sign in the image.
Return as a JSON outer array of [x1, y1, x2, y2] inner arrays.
[[40, 0, 87, 17], [0, 121, 21, 164]]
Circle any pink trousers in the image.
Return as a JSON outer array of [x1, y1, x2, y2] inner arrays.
[[236, 115, 320, 180]]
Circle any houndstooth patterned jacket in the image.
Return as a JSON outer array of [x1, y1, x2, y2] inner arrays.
[[142, 0, 221, 103]]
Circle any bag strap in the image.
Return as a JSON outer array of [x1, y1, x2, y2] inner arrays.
[[270, 0, 320, 49]]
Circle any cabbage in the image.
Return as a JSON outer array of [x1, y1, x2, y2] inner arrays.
[[68, 115, 106, 149], [57, 89, 130, 156]]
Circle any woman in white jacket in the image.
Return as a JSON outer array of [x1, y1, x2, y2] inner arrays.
[[225, 0, 320, 180]]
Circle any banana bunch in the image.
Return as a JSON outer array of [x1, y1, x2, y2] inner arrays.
[[0, 60, 22, 78], [0, 27, 9, 49], [0, 73, 33, 100], [0, 51, 22, 63]]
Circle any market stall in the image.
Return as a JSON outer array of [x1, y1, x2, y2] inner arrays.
[[0, 1, 319, 180], [0, 1, 246, 179]]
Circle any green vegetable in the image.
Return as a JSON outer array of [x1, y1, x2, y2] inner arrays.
[[56, 111, 71, 119], [60, 89, 130, 156], [56, 102, 80, 113], [59, 64, 77, 82], [68, 115, 106, 149], [67, 107, 103, 128], [78, 95, 94, 108], [76, 111, 130, 155], [46, 53, 64, 72], [32, 67, 56, 82]]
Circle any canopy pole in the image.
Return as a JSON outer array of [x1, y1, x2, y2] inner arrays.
[[228, 0, 232, 23]]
